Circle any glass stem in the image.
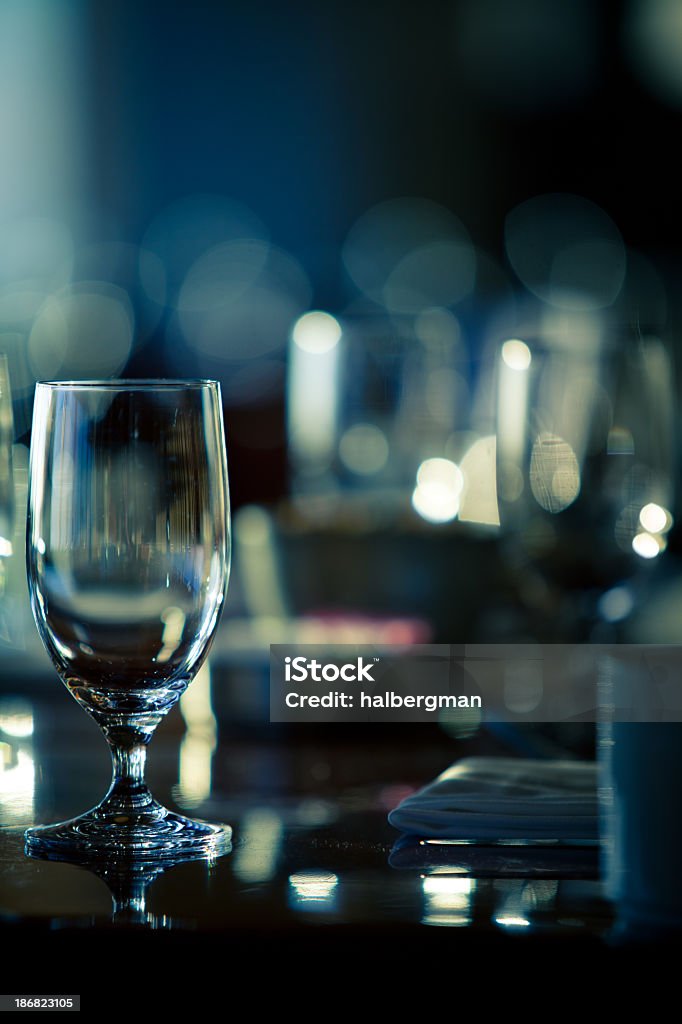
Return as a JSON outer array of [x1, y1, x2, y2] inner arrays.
[[102, 723, 158, 814]]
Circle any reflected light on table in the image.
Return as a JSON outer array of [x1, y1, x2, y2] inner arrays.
[[176, 661, 216, 809], [233, 808, 284, 883], [0, 700, 35, 823], [495, 915, 530, 929], [421, 875, 475, 927], [288, 870, 339, 912], [493, 878, 558, 930]]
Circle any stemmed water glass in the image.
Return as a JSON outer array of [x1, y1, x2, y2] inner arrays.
[[25, 380, 231, 858]]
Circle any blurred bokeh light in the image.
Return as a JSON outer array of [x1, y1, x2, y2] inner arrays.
[[505, 194, 626, 310], [343, 198, 476, 312], [625, 0, 682, 108], [28, 284, 134, 381]]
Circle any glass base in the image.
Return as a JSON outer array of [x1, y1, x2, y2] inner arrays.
[[25, 803, 232, 861]]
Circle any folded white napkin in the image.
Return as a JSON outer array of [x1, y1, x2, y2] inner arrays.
[[388, 757, 598, 842]]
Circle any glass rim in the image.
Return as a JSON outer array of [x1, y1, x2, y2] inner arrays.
[[35, 379, 220, 390]]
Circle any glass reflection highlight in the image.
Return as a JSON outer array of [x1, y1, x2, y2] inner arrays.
[[233, 808, 284, 883], [492, 879, 559, 931], [288, 870, 339, 911], [177, 661, 217, 809], [495, 915, 530, 928], [0, 700, 35, 822], [25, 845, 229, 928], [421, 875, 475, 927]]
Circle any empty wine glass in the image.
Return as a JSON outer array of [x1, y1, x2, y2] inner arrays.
[[25, 380, 231, 858]]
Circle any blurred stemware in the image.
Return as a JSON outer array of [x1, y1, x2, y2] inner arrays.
[[494, 323, 675, 639]]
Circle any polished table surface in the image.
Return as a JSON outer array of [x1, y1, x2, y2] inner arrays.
[[0, 664, 652, 1004]]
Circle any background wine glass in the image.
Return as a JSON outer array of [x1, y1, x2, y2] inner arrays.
[[25, 380, 231, 858], [494, 326, 675, 641]]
